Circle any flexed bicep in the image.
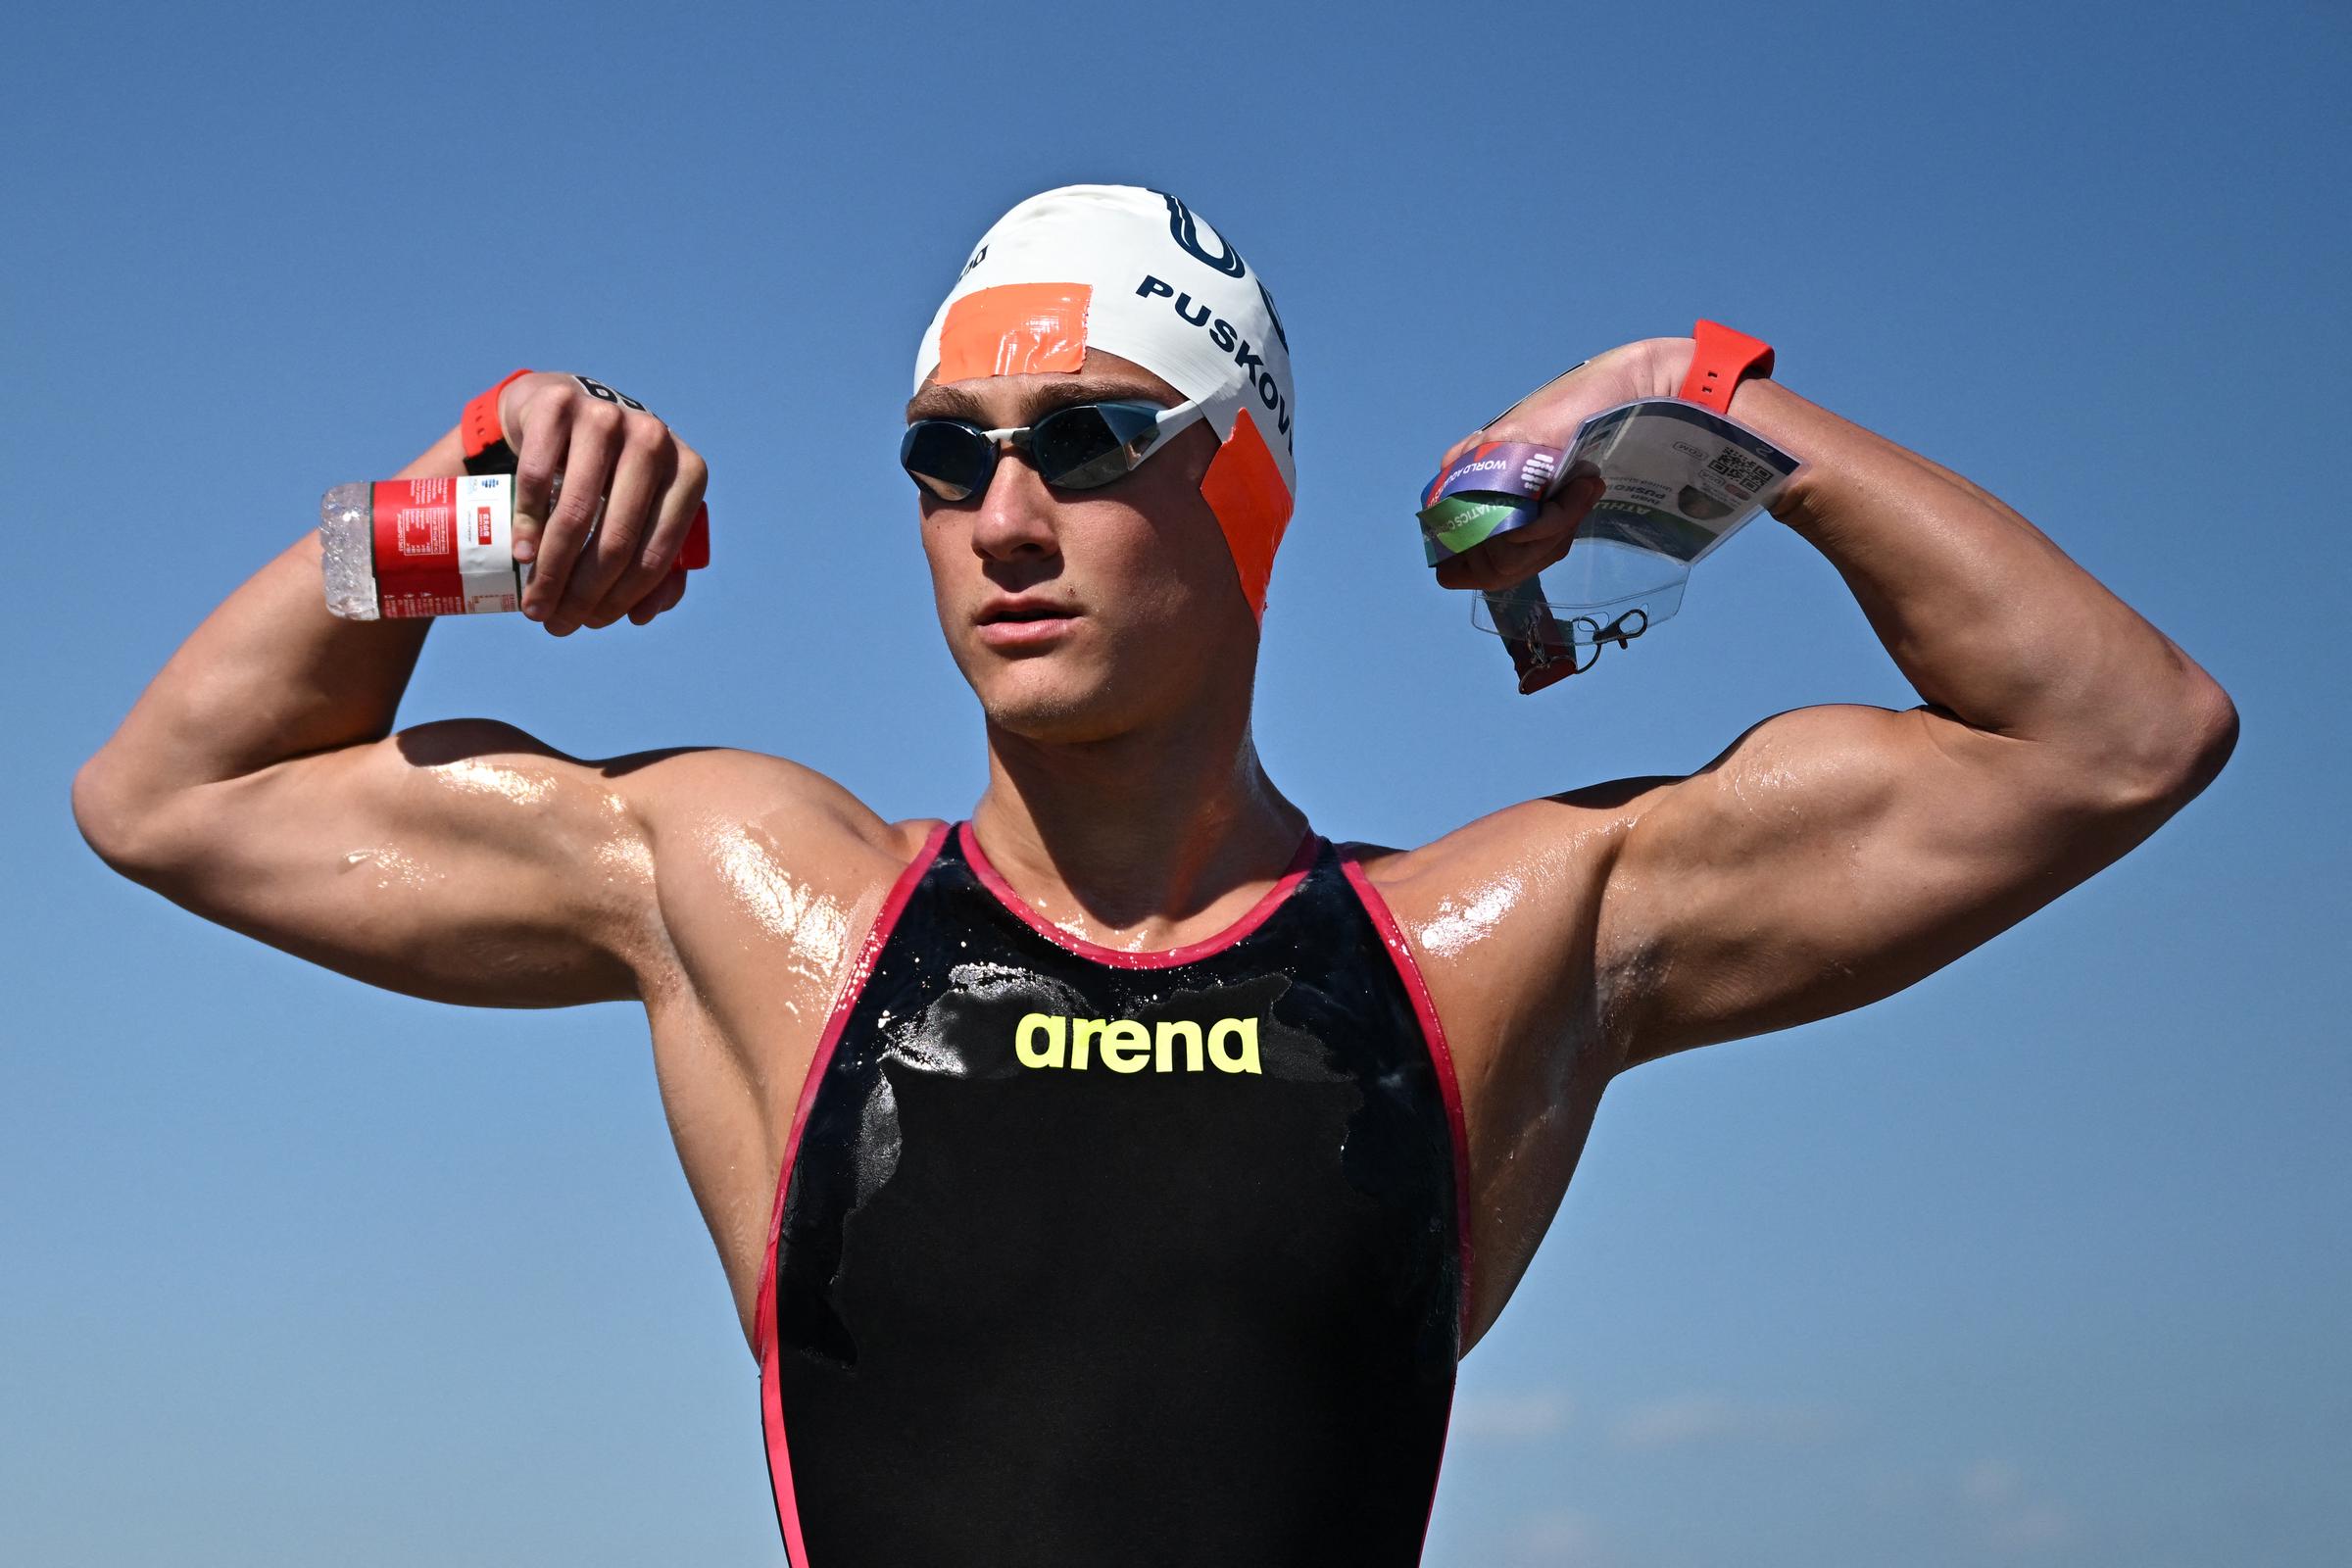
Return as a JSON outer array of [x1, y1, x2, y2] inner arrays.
[[1594, 702, 2164, 1070], [105, 719, 685, 1008]]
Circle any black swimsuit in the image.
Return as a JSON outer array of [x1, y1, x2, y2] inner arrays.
[[755, 822, 1471, 1566]]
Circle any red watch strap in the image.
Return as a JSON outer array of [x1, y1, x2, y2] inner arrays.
[[462, 368, 534, 462], [1676, 321, 1774, 414]]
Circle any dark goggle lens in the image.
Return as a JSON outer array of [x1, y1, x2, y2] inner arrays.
[[901, 420, 992, 501], [901, 402, 1165, 500], [1041, 402, 1166, 488], [1028, 405, 1126, 485]]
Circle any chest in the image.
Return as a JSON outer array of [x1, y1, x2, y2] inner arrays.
[[770, 851, 1466, 1353]]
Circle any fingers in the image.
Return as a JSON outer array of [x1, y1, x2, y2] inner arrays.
[[501, 373, 704, 634], [509, 386, 573, 567], [1434, 361, 1604, 472], [582, 441, 708, 629], [1434, 526, 1569, 591], [1431, 475, 1603, 592], [523, 405, 623, 631], [627, 565, 690, 625], [554, 410, 672, 631], [1435, 429, 1488, 470], [1430, 357, 1623, 488]]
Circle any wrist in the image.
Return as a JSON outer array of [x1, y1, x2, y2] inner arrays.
[[1639, 335, 1696, 401], [1645, 324, 1827, 523], [462, 368, 534, 475], [495, 369, 563, 449], [1631, 332, 1778, 420]]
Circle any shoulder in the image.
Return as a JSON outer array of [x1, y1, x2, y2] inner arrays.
[[1339, 782, 1657, 938], [614, 746, 943, 970], [1330, 787, 1670, 1071], [621, 747, 926, 858]]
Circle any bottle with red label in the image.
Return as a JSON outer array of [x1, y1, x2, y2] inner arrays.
[[319, 475, 709, 620]]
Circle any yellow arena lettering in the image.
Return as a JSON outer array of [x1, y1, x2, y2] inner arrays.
[[1099, 1020, 1151, 1073], [1153, 1019, 1204, 1073], [1207, 1018, 1261, 1074], [1011, 1011, 1261, 1075], [1014, 1011, 1067, 1069]]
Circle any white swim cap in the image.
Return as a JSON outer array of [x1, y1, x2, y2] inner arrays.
[[912, 184, 1297, 618]]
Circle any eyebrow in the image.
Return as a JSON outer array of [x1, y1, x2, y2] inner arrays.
[[905, 378, 1174, 424]]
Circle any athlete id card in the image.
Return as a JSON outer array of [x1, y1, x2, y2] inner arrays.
[[1416, 398, 1803, 692]]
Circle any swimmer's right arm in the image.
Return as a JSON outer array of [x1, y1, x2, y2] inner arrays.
[[68, 378, 797, 1006]]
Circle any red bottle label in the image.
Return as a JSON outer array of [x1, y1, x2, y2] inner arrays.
[[368, 476, 524, 617]]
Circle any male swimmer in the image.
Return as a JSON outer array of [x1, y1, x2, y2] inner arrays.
[[74, 186, 2235, 1566]]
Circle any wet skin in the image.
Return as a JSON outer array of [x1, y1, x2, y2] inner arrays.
[[75, 343, 2235, 1359]]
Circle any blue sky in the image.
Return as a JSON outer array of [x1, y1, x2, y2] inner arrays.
[[5, 2, 2346, 1563]]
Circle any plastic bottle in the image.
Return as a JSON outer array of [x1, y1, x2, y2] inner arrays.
[[319, 482, 383, 617], [320, 474, 707, 620]]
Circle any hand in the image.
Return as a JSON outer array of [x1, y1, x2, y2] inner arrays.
[[498, 372, 710, 634], [1430, 337, 1690, 592]]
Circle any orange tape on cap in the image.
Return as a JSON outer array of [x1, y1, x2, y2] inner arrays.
[[934, 282, 1091, 382], [1199, 408, 1292, 620]]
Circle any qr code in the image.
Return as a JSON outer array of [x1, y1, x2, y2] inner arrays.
[[1707, 448, 1772, 492]]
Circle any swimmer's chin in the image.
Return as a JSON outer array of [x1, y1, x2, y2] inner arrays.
[[968, 669, 1142, 746], [978, 703, 1133, 747]]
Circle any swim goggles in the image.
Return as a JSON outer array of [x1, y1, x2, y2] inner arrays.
[[901, 397, 1208, 502]]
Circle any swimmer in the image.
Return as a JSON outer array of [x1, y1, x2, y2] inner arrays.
[[74, 185, 2235, 1566]]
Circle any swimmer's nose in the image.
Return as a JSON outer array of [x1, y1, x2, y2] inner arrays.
[[968, 453, 1061, 563]]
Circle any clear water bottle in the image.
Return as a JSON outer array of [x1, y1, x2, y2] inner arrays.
[[320, 474, 706, 619]]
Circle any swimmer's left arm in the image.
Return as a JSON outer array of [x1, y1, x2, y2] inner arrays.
[[1433, 340, 2237, 1073], [1614, 349, 2234, 1068]]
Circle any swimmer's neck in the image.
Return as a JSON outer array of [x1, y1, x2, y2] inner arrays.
[[972, 705, 1307, 937]]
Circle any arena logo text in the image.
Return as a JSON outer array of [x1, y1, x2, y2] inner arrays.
[[1013, 1011, 1263, 1075]]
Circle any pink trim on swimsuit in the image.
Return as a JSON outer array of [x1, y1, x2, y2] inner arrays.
[[1337, 854, 1474, 1320], [957, 819, 1319, 970], [756, 820, 951, 1567], [1339, 851, 1475, 1568]]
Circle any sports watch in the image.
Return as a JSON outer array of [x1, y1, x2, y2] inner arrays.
[[1676, 320, 1775, 413], [461, 368, 534, 476]]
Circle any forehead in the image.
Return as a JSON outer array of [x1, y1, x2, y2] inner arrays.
[[905, 349, 1183, 424]]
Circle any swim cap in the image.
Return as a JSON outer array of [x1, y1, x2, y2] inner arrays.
[[913, 185, 1298, 619]]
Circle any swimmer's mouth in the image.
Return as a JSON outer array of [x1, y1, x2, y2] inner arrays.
[[976, 598, 1079, 626], [976, 597, 1081, 648]]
